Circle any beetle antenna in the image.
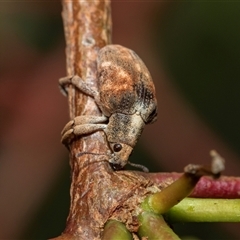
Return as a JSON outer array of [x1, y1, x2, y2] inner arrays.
[[128, 161, 149, 172]]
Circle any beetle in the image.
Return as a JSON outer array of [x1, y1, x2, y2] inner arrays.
[[59, 44, 157, 171]]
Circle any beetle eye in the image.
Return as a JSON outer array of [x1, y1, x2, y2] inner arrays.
[[113, 143, 122, 152]]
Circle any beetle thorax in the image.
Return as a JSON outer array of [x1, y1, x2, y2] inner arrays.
[[105, 112, 145, 147]]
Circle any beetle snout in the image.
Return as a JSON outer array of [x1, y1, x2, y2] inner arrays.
[[109, 162, 122, 171]]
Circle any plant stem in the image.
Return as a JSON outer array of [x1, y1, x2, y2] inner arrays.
[[60, 1, 112, 238], [143, 173, 199, 214], [102, 220, 133, 240], [138, 211, 180, 240], [165, 198, 240, 222]]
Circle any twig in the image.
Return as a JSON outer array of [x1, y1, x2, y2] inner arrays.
[[52, 2, 155, 239], [59, 1, 112, 238]]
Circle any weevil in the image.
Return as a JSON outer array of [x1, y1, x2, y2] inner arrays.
[[59, 45, 157, 171]]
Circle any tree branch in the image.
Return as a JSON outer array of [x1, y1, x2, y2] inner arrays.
[[53, 2, 155, 239]]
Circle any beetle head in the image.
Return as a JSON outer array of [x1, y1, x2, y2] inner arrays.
[[104, 113, 145, 170], [108, 142, 133, 170]]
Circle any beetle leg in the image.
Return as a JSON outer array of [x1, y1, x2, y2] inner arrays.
[[61, 115, 107, 135], [61, 115, 108, 144], [59, 76, 99, 100], [59, 76, 71, 96]]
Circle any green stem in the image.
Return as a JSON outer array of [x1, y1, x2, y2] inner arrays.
[[142, 173, 199, 214], [138, 211, 180, 240], [102, 220, 132, 240], [165, 198, 240, 222]]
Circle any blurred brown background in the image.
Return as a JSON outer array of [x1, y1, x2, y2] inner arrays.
[[0, 1, 240, 239]]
